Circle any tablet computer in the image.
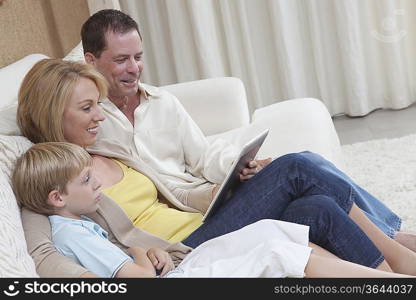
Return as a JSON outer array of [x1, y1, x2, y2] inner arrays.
[[202, 129, 269, 221]]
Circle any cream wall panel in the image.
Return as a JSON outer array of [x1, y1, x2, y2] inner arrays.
[[0, 0, 89, 67]]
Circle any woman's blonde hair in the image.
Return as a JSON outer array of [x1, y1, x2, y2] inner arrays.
[[12, 142, 92, 215], [17, 58, 108, 143]]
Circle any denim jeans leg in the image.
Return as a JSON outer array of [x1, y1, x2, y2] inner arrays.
[[280, 195, 384, 268], [290, 151, 401, 238], [183, 151, 400, 248], [183, 153, 349, 247]]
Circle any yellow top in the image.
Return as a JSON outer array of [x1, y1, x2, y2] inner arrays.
[[102, 160, 203, 243]]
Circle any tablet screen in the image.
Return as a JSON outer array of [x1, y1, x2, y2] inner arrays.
[[202, 129, 269, 221]]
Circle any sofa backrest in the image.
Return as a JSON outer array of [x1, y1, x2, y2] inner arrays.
[[162, 77, 250, 136]]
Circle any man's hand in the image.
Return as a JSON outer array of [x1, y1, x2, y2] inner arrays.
[[239, 158, 273, 181], [147, 248, 175, 277], [212, 184, 220, 198]]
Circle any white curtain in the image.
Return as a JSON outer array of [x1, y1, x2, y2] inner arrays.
[[87, 0, 121, 14], [118, 0, 416, 116]]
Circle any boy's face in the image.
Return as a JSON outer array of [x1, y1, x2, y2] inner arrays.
[[60, 166, 102, 218]]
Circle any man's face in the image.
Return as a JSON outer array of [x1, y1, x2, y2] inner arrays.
[[87, 30, 144, 99]]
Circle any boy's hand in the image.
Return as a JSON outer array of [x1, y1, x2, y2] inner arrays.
[[126, 246, 147, 257], [147, 248, 175, 276]]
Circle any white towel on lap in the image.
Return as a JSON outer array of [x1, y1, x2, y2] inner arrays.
[[165, 219, 312, 278]]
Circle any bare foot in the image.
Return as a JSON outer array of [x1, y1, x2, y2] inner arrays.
[[394, 231, 416, 252]]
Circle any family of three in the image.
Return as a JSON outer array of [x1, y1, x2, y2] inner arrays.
[[12, 9, 416, 278]]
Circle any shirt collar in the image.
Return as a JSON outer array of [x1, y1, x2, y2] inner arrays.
[[138, 81, 154, 99], [49, 215, 109, 238], [140, 81, 162, 99], [101, 81, 156, 106]]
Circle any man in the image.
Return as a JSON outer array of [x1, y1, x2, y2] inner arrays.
[[81, 9, 415, 251], [82, 9, 271, 213]]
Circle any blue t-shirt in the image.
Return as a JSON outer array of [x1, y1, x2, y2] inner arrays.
[[49, 215, 133, 278]]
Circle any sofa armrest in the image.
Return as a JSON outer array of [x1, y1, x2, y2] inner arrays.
[[252, 98, 345, 170], [161, 77, 250, 136]]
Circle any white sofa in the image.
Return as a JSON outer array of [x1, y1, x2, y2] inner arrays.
[[0, 53, 344, 277], [162, 78, 344, 169]]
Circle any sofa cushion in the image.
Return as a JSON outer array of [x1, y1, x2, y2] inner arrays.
[[0, 103, 19, 136], [0, 135, 37, 277], [0, 53, 49, 110], [63, 42, 85, 62], [0, 54, 49, 136]]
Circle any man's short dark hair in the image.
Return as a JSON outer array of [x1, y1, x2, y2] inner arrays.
[[81, 9, 141, 58]]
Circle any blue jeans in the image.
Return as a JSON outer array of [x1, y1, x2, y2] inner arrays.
[[280, 195, 384, 268], [183, 151, 399, 268]]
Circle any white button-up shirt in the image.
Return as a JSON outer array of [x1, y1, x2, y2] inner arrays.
[[88, 83, 238, 212]]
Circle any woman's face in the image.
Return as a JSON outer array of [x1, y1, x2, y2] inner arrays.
[[62, 77, 105, 147]]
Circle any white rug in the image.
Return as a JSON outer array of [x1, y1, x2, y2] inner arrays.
[[342, 134, 416, 232]]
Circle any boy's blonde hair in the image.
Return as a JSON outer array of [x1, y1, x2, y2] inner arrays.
[[12, 142, 92, 215], [17, 58, 108, 144]]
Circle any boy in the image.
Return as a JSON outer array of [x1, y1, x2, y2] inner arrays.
[[12, 142, 174, 278], [15, 143, 396, 278]]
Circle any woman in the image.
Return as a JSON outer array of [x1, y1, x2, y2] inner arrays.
[[17, 58, 416, 277]]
